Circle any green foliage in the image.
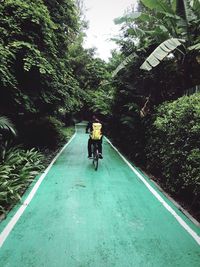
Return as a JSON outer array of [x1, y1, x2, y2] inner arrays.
[[68, 36, 114, 117], [140, 38, 184, 70], [84, 86, 114, 116], [0, 0, 83, 118], [0, 0, 114, 216], [0, 116, 16, 137], [60, 126, 75, 139], [0, 0, 113, 126], [9, 41, 54, 74], [146, 93, 200, 198], [0, 116, 17, 160], [0, 44, 16, 88], [109, 1, 200, 218], [112, 0, 200, 102], [43, 0, 79, 53], [109, 102, 146, 164], [0, 147, 44, 213]]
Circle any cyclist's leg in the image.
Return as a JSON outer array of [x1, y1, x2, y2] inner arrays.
[[93, 141, 99, 170], [88, 138, 92, 157], [98, 137, 103, 158]]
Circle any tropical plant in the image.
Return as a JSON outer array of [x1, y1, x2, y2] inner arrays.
[[106, 0, 200, 221], [0, 147, 44, 214], [0, 116, 17, 161], [113, 0, 200, 90], [140, 38, 184, 70], [139, 0, 200, 70]]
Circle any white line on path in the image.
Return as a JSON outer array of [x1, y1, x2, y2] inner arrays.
[[105, 137, 200, 246], [0, 133, 76, 248]]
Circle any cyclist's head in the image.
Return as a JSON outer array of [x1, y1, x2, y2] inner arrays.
[[92, 115, 99, 122]]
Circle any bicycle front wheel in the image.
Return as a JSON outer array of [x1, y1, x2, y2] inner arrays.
[[94, 156, 98, 171]]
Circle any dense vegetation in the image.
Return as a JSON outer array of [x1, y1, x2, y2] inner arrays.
[[146, 93, 200, 211], [108, 0, 200, 219], [0, 147, 44, 214], [0, 0, 111, 216], [0, 0, 199, 220]]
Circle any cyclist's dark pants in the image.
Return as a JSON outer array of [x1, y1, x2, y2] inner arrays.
[[88, 137, 102, 157]]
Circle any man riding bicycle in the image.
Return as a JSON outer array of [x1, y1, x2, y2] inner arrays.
[[86, 115, 103, 159]]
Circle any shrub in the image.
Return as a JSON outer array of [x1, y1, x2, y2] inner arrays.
[[146, 93, 200, 202], [109, 103, 146, 164], [0, 147, 44, 213], [22, 116, 65, 149]]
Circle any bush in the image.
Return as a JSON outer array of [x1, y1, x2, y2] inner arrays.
[[0, 147, 44, 213], [109, 103, 146, 164], [22, 116, 65, 149], [146, 93, 200, 203]]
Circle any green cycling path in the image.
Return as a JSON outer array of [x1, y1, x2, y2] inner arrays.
[[0, 124, 200, 267]]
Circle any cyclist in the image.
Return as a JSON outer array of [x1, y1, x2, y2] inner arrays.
[[86, 115, 103, 159]]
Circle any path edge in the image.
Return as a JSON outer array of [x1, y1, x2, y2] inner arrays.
[[105, 137, 200, 246], [0, 132, 76, 248]]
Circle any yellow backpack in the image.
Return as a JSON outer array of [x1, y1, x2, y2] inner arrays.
[[91, 122, 102, 140]]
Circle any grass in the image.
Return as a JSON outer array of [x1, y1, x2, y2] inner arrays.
[[60, 126, 75, 140]]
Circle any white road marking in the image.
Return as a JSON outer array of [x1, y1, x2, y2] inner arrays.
[[1, 131, 199, 248], [105, 137, 200, 246], [0, 133, 76, 248]]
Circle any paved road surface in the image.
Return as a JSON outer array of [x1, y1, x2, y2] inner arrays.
[[0, 124, 200, 266]]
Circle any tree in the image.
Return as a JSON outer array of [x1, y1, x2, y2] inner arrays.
[[0, 0, 82, 120], [111, 0, 200, 101]]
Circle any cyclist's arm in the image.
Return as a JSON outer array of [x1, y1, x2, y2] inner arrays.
[[86, 122, 92, 133]]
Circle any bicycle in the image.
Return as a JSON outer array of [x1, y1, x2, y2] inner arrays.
[[91, 141, 99, 171]]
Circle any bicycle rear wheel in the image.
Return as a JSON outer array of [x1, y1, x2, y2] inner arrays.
[[94, 154, 98, 171], [92, 142, 99, 171]]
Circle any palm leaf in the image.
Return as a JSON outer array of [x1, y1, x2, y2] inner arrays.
[[112, 53, 137, 77], [141, 0, 173, 13], [176, 0, 198, 26], [140, 38, 184, 71], [188, 43, 200, 51], [114, 12, 142, 24], [190, 0, 200, 11], [0, 116, 16, 137]]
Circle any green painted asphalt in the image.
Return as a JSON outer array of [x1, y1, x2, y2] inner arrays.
[[0, 124, 200, 267]]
